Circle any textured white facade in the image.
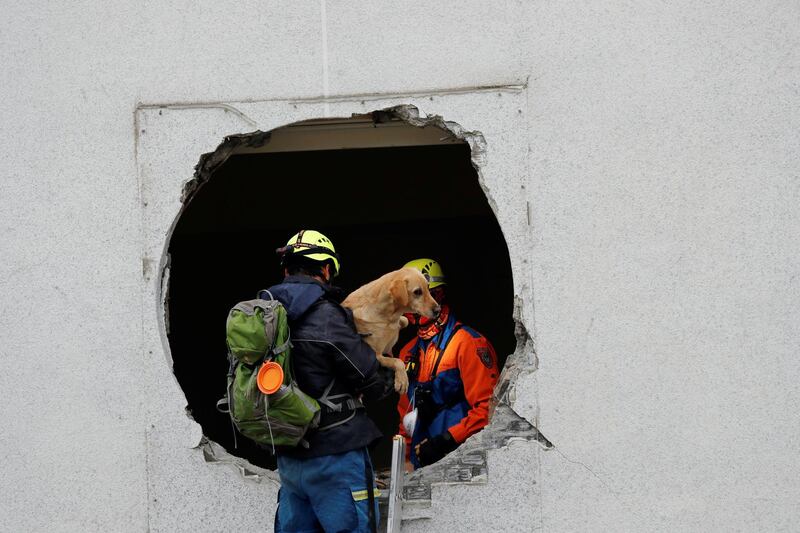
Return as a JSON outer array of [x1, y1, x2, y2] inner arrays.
[[1, 2, 799, 532]]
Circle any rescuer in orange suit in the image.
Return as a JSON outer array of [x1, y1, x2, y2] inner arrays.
[[397, 258, 499, 469]]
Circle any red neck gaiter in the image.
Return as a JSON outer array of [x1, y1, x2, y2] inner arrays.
[[417, 304, 451, 340]]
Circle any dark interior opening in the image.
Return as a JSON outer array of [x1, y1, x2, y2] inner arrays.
[[166, 120, 515, 471]]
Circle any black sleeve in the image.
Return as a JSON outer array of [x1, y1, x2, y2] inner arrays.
[[324, 305, 393, 400]]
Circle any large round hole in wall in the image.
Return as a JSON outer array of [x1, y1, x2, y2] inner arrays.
[[166, 113, 516, 470]]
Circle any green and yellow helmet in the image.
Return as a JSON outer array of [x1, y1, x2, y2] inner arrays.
[[279, 230, 340, 276], [403, 258, 446, 289]]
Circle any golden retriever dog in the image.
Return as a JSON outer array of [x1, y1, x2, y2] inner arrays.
[[342, 268, 441, 394]]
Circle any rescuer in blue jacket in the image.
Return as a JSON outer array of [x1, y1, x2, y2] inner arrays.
[[270, 230, 392, 533]]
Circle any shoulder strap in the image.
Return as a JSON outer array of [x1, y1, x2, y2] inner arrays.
[[406, 337, 424, 382], [258, 289, 275, 301], [429, 324, 464, 380]]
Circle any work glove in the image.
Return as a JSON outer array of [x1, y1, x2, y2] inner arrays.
[[416, 431, 458, 467], [413, 386, 439, 424]]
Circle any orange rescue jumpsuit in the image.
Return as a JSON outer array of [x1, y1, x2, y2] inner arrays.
[[397, 310, 499, 467]]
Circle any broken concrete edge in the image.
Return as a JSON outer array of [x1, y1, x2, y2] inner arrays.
[[180, 129, 272, 205], [400, 402, 552, 509], [196, 436, 281, 486], [180, 104, 488, 210], [495, 296, 539, 402], [385, 105, 498, 219], [157, 105, 553, 495], [402, 318, 552, 503]]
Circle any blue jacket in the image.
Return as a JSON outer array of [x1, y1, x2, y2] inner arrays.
[[266, 275, 391, 458]]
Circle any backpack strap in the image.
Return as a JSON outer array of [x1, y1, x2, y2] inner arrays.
[[257, 288, 293, 366], [321, 394, 364, 413], [272, 338, 291, 356], [288, 339, 366, 431], [314, 378, 365, 431], [317, 380, 364, 412], [216, 351, 240, 449], [317, 406, 360, 432], [258, 289, 275, 301], [316, 378, 340, 412]]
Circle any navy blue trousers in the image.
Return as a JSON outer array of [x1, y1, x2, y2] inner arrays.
[[275, 448, 379, 533]]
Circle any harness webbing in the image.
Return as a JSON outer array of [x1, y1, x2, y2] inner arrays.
[[429, 324, 464, 380], [408, 319, 463, 383]]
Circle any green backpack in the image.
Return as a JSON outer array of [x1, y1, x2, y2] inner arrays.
[[218, 293, 321, 450]]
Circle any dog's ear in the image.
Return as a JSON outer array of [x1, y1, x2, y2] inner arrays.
[[389, 277, 409, 309]]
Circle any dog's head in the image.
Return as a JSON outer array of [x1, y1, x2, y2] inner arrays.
[[388, 268, 441, 319]]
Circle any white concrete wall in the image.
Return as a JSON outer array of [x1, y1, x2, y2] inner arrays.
[[1, 2, 798, 532]]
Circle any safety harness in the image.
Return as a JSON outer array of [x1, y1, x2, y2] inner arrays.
[[406, 315, 467, 431], [407, 307, 463, 382]]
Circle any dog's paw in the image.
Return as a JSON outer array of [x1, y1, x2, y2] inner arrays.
[[394, 371, 409, 395]]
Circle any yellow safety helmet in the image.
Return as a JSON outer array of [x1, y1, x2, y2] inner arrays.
[[278, 230, 340, 277], [403, 258, 446, 289]]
